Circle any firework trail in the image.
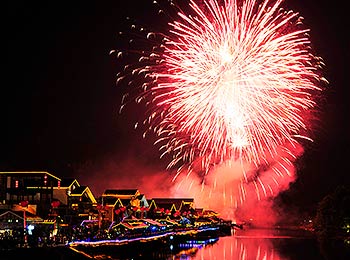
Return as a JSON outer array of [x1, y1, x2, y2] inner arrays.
[[114, 0, 326, 210]]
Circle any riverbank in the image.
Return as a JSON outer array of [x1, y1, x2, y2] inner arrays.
[[0, 224, 225, 259]]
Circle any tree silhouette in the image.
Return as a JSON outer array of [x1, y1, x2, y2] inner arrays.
[[314, 185, 350, 239]]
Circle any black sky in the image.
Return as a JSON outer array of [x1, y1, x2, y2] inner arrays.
[[4, 0, 349, 208]]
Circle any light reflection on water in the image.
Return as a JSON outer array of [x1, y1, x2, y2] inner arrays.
[[189, 229, 301, 260], [75, 228, 349, 260], [170, 229, 348, 260]]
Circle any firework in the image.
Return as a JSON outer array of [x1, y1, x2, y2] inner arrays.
[[115, 0, 325, 184]]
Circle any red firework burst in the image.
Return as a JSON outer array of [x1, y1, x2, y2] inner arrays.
[[114, 0, 326, 194]]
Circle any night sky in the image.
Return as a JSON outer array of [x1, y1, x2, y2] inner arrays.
[[4, 0, 349, 211]]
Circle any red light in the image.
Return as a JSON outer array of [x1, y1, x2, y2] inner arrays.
[[20, 201, 29, 207], [15, 180, 18, 188], [58, 180, 61, 189]]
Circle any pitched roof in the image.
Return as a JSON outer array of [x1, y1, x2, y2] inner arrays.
[[103, 197, 122, 206], [103, 197, 118, 206], [0, 210, 23, 220], [151, 198, 194, 210], [70, 186, 88, 195], [69, 186, 97, 204], [60, 178, 79, 188]]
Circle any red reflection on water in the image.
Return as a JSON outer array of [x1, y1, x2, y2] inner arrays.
[[191, 229, 288, 260], [193, 237, 281, 260]]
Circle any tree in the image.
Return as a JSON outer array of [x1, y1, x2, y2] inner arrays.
[[314, 185, 350, 239]]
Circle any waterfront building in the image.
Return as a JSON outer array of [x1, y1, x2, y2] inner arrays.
[[101, 189, 150, 223], [0, 171, 97, 241], [0, 171, 228, 248], [148, 198, 195, 219]]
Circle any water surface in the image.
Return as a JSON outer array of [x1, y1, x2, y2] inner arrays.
[[178, 228, 349, 260], [3, 228, 349, 259]]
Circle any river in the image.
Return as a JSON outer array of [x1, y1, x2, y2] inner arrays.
[[173, 228, 349, 260], [2, 228, 349, 259]]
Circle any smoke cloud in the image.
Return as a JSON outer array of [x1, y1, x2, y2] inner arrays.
[[171, 142, 305, 226], [73, 141, 305, 227]]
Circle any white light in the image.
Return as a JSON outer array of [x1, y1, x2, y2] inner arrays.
[[27, 224, 35, 235]]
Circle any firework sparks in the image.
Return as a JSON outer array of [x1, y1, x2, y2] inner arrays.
[[114, 0, 325, 208]]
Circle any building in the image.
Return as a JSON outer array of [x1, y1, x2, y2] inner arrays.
[[148, 198, 195, 218], [101, 189, 150, 223], [0, 171, 97, 239]]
